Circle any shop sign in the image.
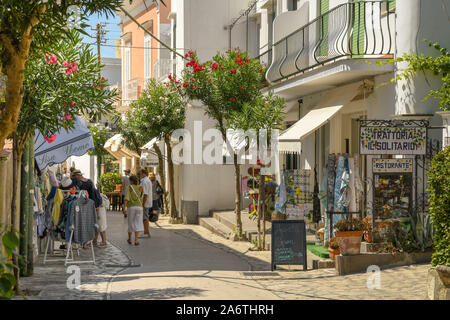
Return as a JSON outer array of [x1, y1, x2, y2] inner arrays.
[[360, 127, 426, 155], [372, 158, 413, 173], [139, 151, 159, 167]]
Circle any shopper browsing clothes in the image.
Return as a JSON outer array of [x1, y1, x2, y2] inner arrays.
[[94, 193, 110, 247], [71, 169, 103, 248], [121, 169, 131, 218], [139, 169, 152, 238], [123, 175, 144, 245]]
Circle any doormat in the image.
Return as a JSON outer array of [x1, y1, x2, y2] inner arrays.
[[307, 244, 329, 259]]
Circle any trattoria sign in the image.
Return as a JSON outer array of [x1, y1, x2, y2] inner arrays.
[[372, 158, 413, 173], [360, 127, 426, 155]]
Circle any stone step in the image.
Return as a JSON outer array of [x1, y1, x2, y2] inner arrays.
[[199, 217, 234, 240]]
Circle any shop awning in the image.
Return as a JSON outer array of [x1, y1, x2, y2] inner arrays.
[[104, 134, 140, 160], [34, 115, 94, 170], [278, 81, 365, 154]]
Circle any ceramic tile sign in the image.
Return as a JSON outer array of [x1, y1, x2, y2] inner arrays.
[[360, 127, 427, 155], [372, 158, 413, 173], [271, 220, 307, 271]]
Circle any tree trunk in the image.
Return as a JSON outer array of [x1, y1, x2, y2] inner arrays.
[[11, 134, 21, 291], [153, 144, 168, 216], [97, 155, 102, 192], [164, 135, 178, 221], [27, 134, 35, 275], [19, 138, 29, 276], [233, 155, 242, 238], [257, 172, 264, 250]]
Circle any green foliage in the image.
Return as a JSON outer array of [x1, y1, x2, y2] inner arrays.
[[389, 40, 450, 111], [0, 223, 21, 300], [88, 125, 111, 157], [182, 49, 266, 135], [17, 29, 117, 149], [119, 78, 188, 151], [103, 154, 120, 173], [427, 145, 450, 266], [99, 172, 122, 193], [334, 218, 365, 232]]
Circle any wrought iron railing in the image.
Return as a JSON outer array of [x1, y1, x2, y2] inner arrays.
[[261, 1, 395, 83]]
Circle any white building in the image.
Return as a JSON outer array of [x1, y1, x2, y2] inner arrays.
[[243, 0, 449, 236]]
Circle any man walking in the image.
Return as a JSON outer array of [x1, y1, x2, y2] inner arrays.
[[139, 168, 152, 237], [121, 169, 131, 217]]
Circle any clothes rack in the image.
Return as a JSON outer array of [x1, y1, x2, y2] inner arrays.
[[43, 189, 85, 264], [64, 190, 96, 266]]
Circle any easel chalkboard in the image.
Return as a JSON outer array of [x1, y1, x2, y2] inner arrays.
[[271, 220, 307, 271]]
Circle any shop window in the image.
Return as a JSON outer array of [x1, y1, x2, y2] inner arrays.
[[285, 153, 299, 170], [288, 0, 298, 11]]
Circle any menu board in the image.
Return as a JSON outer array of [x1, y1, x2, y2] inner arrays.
[[271, 220, 307, 271]]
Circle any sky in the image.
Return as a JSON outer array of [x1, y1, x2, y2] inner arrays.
[[82, 12, 122, 59]]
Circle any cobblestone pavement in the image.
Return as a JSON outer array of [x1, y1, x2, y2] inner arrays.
[[14, 240, 131, 300], [14, 212, 430, 300], [156, 215, 430, 300]]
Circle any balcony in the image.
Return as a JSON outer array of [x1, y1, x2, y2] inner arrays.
[[154, 59, 177, 82], [262, 1, 395, 84]]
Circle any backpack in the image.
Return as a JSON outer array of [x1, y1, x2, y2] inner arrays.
[[155, 180, 163, 197]]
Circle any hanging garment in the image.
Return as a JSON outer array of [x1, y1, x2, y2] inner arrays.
[[69, 197, 97, 244], [34, 186, 44, 213], [327, 155, 336, 213], [348, 157, 357, 213], [48, 170, 59, 187], [51, 188, 63, 226], [318, 171, 329, 242], [275, 172, 287, 214], [353, 155, 364, 212], [97, 194, 109, 232], [334, 155, 349, 224]]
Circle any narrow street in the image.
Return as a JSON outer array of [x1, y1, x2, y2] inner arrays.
[[106, 212, 279, 300]]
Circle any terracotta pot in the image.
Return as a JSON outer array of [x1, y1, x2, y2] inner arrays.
[[271, 212, 286, 220], [328, 247, 340, 260], [364, 230, 373, 243], [335, 231, 363, 255]]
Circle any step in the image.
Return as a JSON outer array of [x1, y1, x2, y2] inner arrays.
[[199, 217, 234, 240]]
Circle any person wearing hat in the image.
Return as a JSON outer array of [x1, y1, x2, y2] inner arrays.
[[121, 169, 131, 217]]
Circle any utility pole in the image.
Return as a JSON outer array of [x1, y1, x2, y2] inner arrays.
[[94, 23, 106, 188]]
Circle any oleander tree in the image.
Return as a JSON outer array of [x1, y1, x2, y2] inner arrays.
[[182, 48, 268, 238], [230, 93, 285, 249], [0, 0, 123, 153], [122, 78, 188, 220]]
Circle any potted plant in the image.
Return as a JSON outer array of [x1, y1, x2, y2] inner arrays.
[[362, 216, 373, 243], [327, 237, 340, 260], [334, 218, 365, 255]]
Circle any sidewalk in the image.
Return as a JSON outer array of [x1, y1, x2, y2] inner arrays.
[[13, 239, 131, 300], [156, 215, 430, 300]]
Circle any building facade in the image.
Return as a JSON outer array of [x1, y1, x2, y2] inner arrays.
[[245, 0, 449, 238]]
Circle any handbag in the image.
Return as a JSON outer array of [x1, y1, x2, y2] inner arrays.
[[155, 180, 163, 196]]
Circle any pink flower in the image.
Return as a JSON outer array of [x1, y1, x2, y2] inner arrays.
[[45, 53, 58, 64], [44, 134, 57, 144], [65, 68, 73, 75], [264, 101, 269, 105], [63, 61, 70, 67], [157, 115, 161, 119], [164, 97, 169, 102], [71, 101, 76, 107], [176, 109, 180, 113], [62, 114, 71, 120]]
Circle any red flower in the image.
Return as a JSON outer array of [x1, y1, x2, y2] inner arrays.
[[168, 74, 173, 80], [188, 51, 194, 56], [211, 62, 218, 70], [62, 114, 71, 120], [229, 69, 237, 74], [229, 98, 236, 102], [185, 53, 189, 58], [240, 86, 245, 90], [44, 134, 57, 144], [183, 83, 189, 87]]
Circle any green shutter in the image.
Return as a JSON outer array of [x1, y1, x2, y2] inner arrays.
[[319, 0, 329, 57], [388, 0, 396, 11], [352, 0, 365, 57]]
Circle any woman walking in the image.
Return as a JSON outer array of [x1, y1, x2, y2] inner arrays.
[[149, 172, 162, 221], [123, 175, 144, 245]]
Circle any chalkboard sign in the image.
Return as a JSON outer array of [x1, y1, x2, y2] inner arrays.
[[271, 220, 307, 271]]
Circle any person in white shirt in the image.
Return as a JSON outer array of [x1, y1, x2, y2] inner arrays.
[[139, 168, 152, 237]]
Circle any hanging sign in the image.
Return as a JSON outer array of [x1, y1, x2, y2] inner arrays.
[[360, 127, 426, 155], [139, 151, 159, 167], [372, 158, 413, 173]]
